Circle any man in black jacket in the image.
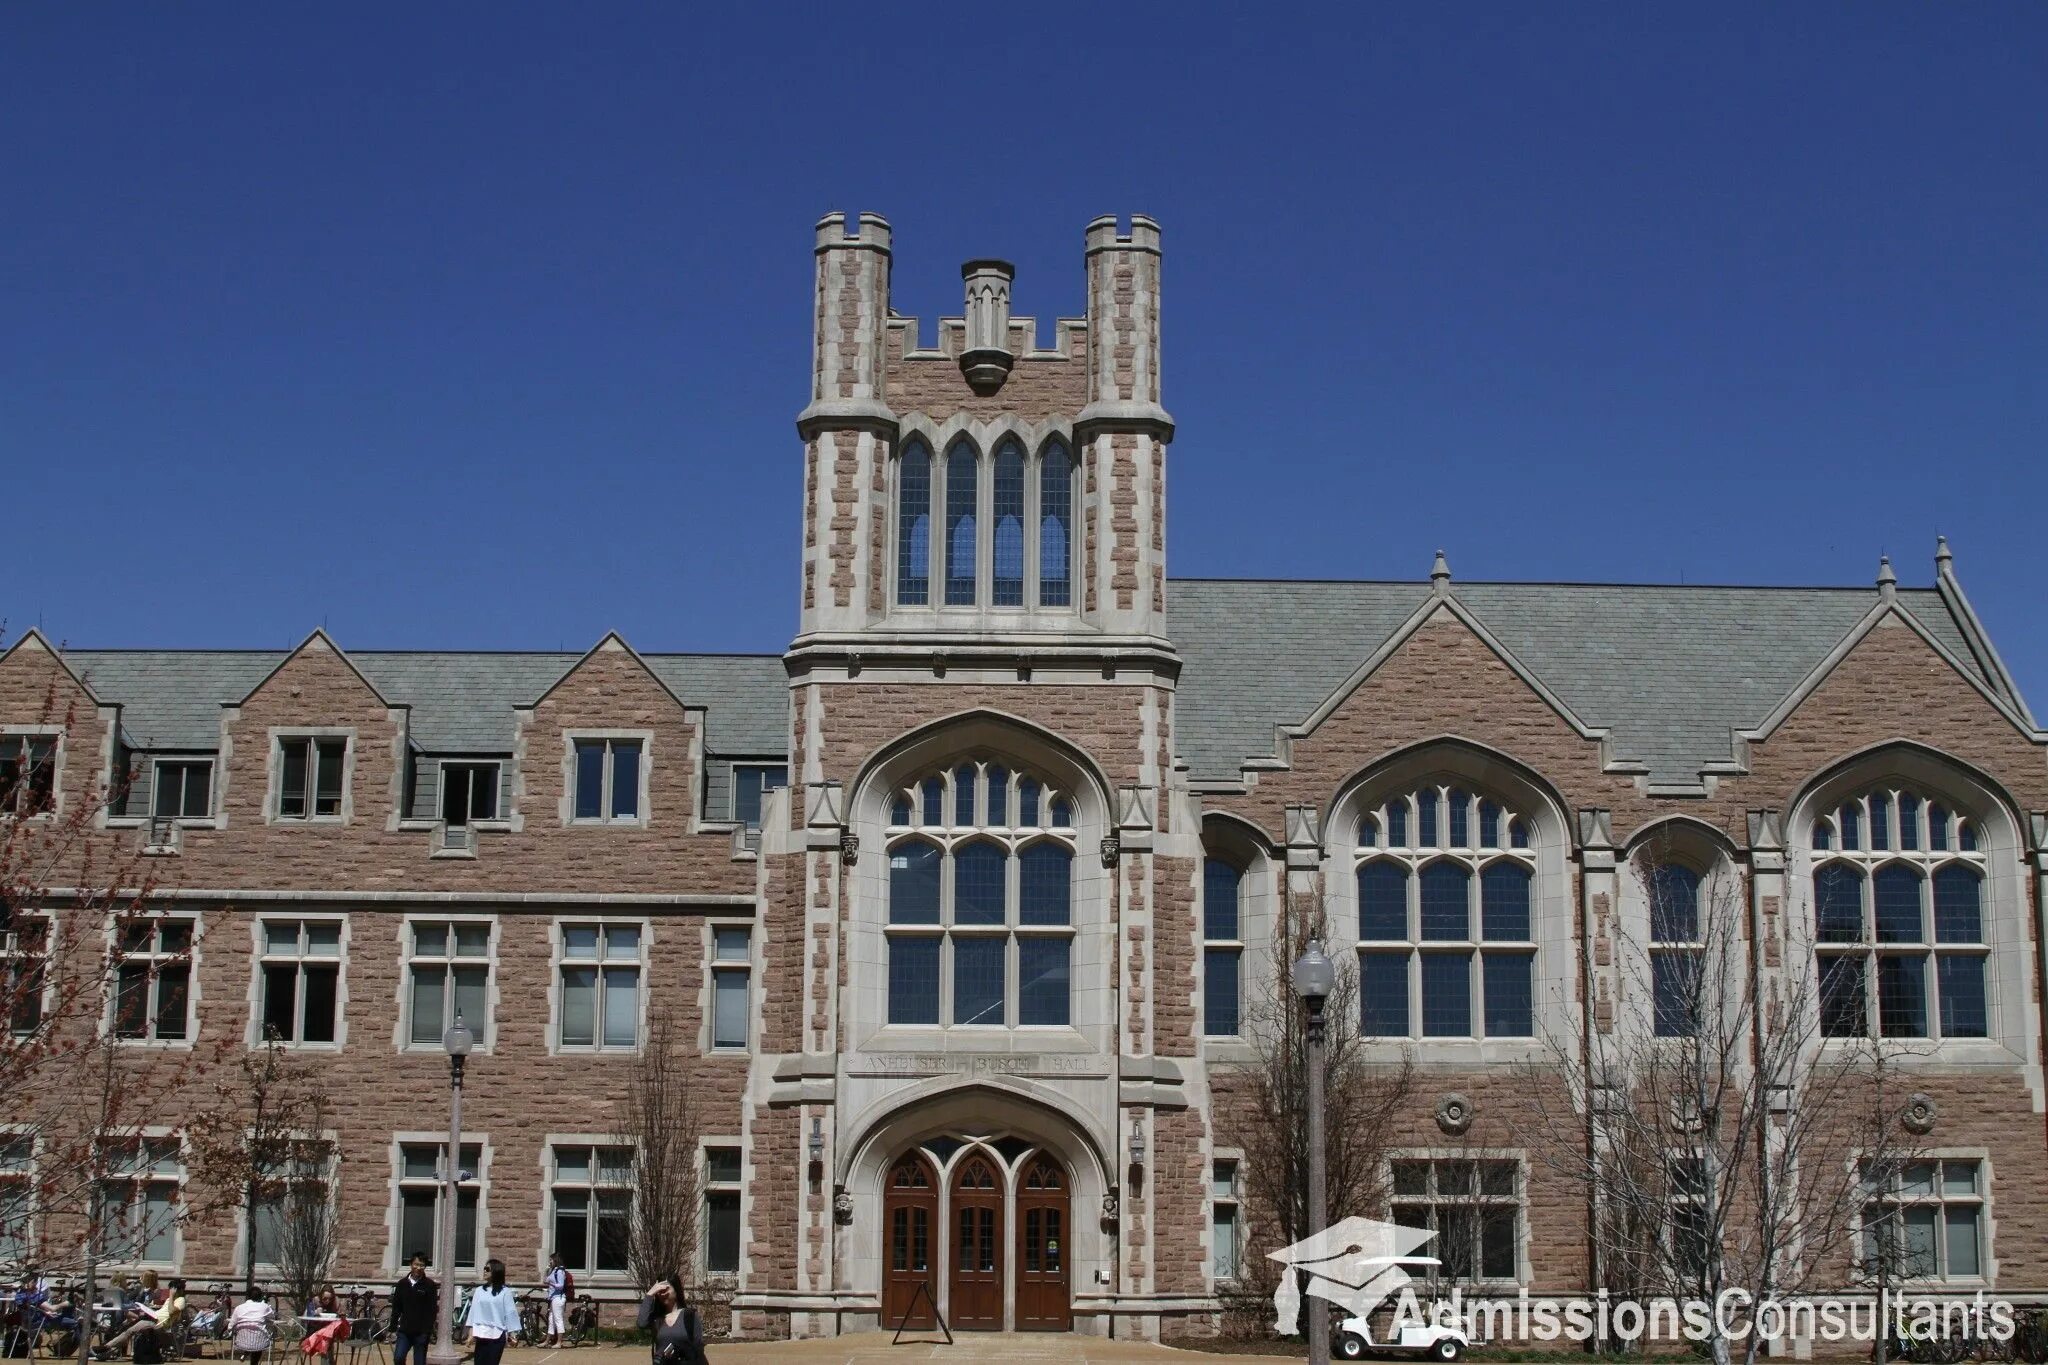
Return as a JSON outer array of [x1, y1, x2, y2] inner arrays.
[[389, 1254, 438, 1365]]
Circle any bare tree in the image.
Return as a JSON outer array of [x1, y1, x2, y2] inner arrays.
[[613, 1007, 702, 1288], [0, 663, 232, 1313], [1521, 841, 1927, 1365], [187, 1038, 336, 1300], [1234, 940, 1417, 1308]]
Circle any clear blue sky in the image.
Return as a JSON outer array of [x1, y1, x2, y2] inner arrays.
[[5, 6, 2043, 707]]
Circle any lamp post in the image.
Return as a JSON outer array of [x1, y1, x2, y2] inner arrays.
[[1291, 940, 1335, 1365], [427, 1012, 474, 1365]]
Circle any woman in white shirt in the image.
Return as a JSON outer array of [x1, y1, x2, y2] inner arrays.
[[463, 1261, 520, 1365]]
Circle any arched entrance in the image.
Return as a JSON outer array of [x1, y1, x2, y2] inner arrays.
[[881, 1152, 938, 1330], [1015, 1153, 1073, 1330], [948, 1153, 1004, 1329], [871, 1134, 1078, 1333]]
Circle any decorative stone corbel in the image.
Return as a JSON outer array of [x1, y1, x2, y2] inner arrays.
[[1748, 808, 1785, 854], [1577, 807, 1615, 852], [839, 832, 859, 867], [805, 781, 848, 855], [1100, 834, 1121, 868], [1284, 804, 1323, 869], [832, 1188, 854, 1224]]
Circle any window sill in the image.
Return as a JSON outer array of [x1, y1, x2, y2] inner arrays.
[[272, 816, 346, 827], [567, 819, 649, 830], [110, 1037, 195, 1051]]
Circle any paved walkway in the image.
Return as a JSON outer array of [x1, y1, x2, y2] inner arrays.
[[483, 1334, 1296, 1363]]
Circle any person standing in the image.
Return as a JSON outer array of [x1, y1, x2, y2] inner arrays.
[[543, 1254, 569, 1349], [463, 1262, 518, 1365], [388, 1255, 438, 1365], [635, 1275, 704, 1365]]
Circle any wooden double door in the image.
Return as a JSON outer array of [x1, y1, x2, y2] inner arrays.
[[879, 1147, 1072, 1333]]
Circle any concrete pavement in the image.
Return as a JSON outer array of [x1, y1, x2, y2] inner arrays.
[[482, 1334, 1296, 1363]]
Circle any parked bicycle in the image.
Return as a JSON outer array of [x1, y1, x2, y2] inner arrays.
[[564, 1295, 599, 1348], [515, 1290, 550, 1348]]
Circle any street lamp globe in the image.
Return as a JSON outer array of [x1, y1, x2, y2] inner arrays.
[[1291, 940, 1335, 1003], [444, 1012, 474, 1057]]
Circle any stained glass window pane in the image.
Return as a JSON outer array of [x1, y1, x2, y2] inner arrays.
[[985, 766, 1008, 827], [944, 440, 978, 606], [1019, 843, 1072, 926], [954, 765, 976, 825], [1933, 866, 1982, 943], [1819, 955, 1865, 1037], [953, 843, 1007, 926], [1019, 778, 1041, 827], [952, 938, 1006, 1025], [1358, 863, 1407, 940], [889, 842, 942, 924], [1480, 862, 1530, 941], [992, 443, 1025, 606], [1873, 866, 1923, 943], [1418, 790, 1439, 848], [1898, 792, 1920, 850], [1420, 952, 1472, 1037], [1650, 864, 1701, 943], [1815, 865, 1864, 942], [1203, 947, 1239, 1036], [1481, 952, 1532, 1036], [1653, 950, 1700, 1037], [1386, 802, 1408, 848], [1937, 956, 1987, 1038], [1204, 859, 1242, 941], [887, 938, 940, 1025], [1870, 794, 1892, 850], [1448, 790, 1470, 847], [1419, 863, 1469, 941], [1877, 955, 1927, 1037], [1018, 938, 1070, 1026], [1359, 951, 1409, 1037], [1038, 442, 1072, 607], [1478, 801, 1500, 848], [897, 441, 931, 605]]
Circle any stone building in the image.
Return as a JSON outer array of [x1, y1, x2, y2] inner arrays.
[[2, 212, 2044, 1341]]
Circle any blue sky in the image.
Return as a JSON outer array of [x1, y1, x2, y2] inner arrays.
[[5, 6, 2043, 707]]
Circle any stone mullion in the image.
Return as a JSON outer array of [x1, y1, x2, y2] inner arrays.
[[1744, 809, 1794, 1355], [1577, 808, 1619, 1300]]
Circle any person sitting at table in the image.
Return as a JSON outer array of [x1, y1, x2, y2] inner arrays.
[[228, 1289, 276, 1365], [298, 1290, 348, 1360], [41, 1288, 82, 1360], [94, 1279, 183, 1361]]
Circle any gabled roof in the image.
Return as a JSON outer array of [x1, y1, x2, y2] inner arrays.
[[1167, 577, 2004, 785]]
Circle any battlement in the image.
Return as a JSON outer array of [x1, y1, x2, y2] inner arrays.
[[813, 210, 892, 252], [1084, 212, 1162, 255]]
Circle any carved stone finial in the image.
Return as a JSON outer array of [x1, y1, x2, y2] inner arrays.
[[1431, 549, 1451, 590], [1876, 555, 1897, 596], [1935, 535, 1953, 571], [959, 260, 1016, 394]]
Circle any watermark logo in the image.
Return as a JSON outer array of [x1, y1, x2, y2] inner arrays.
[[1265, 1214, 1438, 1335]]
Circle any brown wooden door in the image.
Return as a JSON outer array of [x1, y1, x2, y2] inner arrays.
[[1015, 1153, 1073, 1330], [882, 1153, 938, 1331], [948, 1154, 1004, 1329]]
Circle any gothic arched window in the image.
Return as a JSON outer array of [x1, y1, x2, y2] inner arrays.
[[944, 439, 979, 607], [1037, 439, 1074, 608], [1203, 858, 1244, 1038], [1648, 863, 1703, 1037], [885, 761, 1076, 1028], [896, 439, 931, 606], [992, 441, 1026, 607], [1355, 783, 1536, 1039], [1811, 788, 1987, 1040]]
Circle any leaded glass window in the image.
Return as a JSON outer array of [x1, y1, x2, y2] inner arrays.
[[944, 439, 978, 606], [1356, 783, 1537, 1039], [884, 760, 1076, 1028], [1812, 787, 1987, 1041], [896, 439, 932, 605]]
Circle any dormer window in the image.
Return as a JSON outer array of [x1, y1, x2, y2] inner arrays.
[[151, 759, 212, 821], [276, 736, 346, 821]]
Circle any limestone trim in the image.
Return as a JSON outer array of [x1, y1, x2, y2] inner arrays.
[[382, 1130, 494, 1279], [557, 729, 655, 829], [1934, 543, 2036, 728], [391, 912, 502, 1056], [229, 628, 397, 711], [243, 911, 352, 1052], [262, 727, 357, 826], [543, 915, 654, 1059]]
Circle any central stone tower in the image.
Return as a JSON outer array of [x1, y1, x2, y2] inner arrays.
[[790, 212, 1175, 661]]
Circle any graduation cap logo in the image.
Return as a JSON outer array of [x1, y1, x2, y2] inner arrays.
[[1266, 1214, 1439, 1335]]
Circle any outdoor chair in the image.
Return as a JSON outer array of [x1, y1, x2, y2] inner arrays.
[[336, 1322, 385, 1365]]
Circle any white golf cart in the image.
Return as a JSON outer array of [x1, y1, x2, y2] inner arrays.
[[1332, 1256, 1475, 1361]]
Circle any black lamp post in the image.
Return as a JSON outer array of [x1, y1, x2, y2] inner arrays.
[[427, 1012, 473, 1365], [1291, 941, 1335, 1365]]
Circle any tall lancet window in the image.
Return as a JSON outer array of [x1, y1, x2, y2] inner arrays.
[[1038, 440, 1073, 608], [944, 438, 979, 606], [992, 442, 1026, 607], [896, 440, 932, 606]]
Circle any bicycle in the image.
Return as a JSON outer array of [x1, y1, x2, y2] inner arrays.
[[450, 1287, 474, 1347], [514, 1291, 549, 1348], [564, 1295, 599, 1348]]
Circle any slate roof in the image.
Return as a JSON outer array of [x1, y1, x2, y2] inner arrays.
[[63, 649, 789, 758], [57, 576, 2018, 789], [1168, 579, 1998, 784]]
